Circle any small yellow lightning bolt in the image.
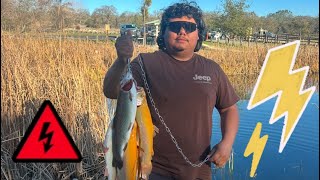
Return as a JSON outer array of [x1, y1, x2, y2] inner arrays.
[[248, 40, 316, 153], [244, 122, 268, 177]]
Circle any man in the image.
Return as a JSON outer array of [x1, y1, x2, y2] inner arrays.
[[103, 2, 239, 180]]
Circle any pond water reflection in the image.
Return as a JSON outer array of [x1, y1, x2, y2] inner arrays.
[[211, 74, 319, 180]]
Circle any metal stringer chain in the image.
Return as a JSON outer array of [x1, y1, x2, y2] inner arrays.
[[138, 56, 211, 168]]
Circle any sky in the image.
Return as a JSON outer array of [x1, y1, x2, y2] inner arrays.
[[75, 0, 319, 17]]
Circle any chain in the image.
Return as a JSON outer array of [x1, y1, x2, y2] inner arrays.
[[127, 58, 132, 74], [138, 56, 211, 167]]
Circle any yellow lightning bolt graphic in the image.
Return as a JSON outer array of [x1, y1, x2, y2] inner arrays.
[[244, 122, 268, 177], [247, 40, 316, 153]]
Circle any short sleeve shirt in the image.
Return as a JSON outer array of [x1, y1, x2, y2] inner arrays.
[[130, 50, 239, 180]]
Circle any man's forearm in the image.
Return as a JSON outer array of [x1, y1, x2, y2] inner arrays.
[[103, 58, 127, 99], [219, 104, 239, 146]]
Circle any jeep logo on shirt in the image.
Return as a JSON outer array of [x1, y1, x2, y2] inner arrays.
[[193, 74, 212, 83]]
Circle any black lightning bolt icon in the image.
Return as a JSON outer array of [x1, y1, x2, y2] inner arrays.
[[38, 122, 54, 153]]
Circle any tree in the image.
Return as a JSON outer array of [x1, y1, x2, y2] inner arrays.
[[266, 10, 293, 33], [203, 11, 221, 31], [141, 0, 152, 45], [219, 0, 253, 38], [1, 0, 18, 31], [48, 1, 75, 30], [289, 16, 313, 35], [74, 8, 90, 26], [115, 11, 143, 28], [91, 5, 117, 28], [312, 15, 319, 33]]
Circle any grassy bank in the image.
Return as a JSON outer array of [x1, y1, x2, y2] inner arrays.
[[1, 34, 318, 179]]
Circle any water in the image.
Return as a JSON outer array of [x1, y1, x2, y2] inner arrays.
[[211, 93, 319, 180]]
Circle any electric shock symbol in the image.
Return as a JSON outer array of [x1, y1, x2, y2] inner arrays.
[[39, 122, 54, 153], [12, 100, 82, 162], [247, 40, 315, 153], [244, 40, 315, 177]]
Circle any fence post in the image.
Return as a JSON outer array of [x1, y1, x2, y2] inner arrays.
[[299, 32, 302, 41], [308, 35, 310, 45]]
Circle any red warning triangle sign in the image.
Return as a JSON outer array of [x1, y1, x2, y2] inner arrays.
[[12, 100, 82, 162]]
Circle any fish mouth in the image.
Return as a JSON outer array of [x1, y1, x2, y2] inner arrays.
[[121, 79, 133, 91]]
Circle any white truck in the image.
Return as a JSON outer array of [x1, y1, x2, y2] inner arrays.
[[120, 24, 140, 38]]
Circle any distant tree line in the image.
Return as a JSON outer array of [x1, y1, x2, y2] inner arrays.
[[204, 0, 319, 38], [1, 0, 319, 37]]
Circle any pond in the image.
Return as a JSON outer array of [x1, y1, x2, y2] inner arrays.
[[211, 75, 319, 180]]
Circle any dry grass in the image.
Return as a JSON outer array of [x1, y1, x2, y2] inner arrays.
[[200, 42, 319, 75], [1, 34, 318, 179]]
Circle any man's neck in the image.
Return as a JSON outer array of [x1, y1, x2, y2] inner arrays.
[[167, 50, 194, 61]]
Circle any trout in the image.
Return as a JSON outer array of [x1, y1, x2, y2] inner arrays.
[[117, 87, 157, 180], [103, 62, 138, 179]]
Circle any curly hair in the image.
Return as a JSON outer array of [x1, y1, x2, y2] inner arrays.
[[156, 1, 206, 52]]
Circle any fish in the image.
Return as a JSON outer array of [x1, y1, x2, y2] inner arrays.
[[103, 119, 116, 179], [103, 62, 158, 179], [112, 64, 138, 169], [117, 121, 139, 180], [103, 62, 138, 179], [135, 88, 157, 179], [118, 87, 158, 180]]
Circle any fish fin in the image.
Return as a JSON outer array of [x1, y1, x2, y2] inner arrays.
[[140, 173, 148, 180], [153, 125, 159, 137], [128, 122, 133, 131], [137, 98, 143, 107], [123, 143, 128, 152], [103, 147, 109, 153], [104, 167, 108, 177], [141, 163, 152, 174], [112, 157, 123, 170]]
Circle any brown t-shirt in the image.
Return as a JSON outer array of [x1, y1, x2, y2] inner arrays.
[[131, 50, 239, 180]]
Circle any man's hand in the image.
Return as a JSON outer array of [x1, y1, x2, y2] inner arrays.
[[115, 30, 133, 62], [209, 104, 238, 168], [209, 141, 233, 168]]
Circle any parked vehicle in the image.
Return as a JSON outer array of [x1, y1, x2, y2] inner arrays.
[[211, 32, 222, 40], [140, 26, 158, 37], [120, 24, 140, 38], [207, 31, 223, 40], [266, 32, 276, 38]]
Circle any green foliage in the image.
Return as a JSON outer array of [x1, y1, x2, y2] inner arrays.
[[219, 0, 253, 37], [91, 5, 117, 28], [203, 12, 222, 31], [141, 0, 152, 19], [1, 0, 318, 37]]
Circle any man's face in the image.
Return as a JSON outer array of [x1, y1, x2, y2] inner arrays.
[[163, 16, 199, 53]]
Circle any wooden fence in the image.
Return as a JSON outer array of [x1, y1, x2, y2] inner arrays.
[[250, 33, 319, 45]]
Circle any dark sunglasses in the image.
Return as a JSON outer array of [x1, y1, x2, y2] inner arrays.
[[167, 21, 198, 34]]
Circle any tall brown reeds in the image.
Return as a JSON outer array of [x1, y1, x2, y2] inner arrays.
[[1, 34, 318, 179], [199, 42, 319, 75]]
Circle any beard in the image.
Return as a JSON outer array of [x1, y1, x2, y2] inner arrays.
[[172, 46, 185, 52]]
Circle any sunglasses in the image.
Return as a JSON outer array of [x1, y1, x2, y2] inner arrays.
[[167, 21, 198, 34]]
